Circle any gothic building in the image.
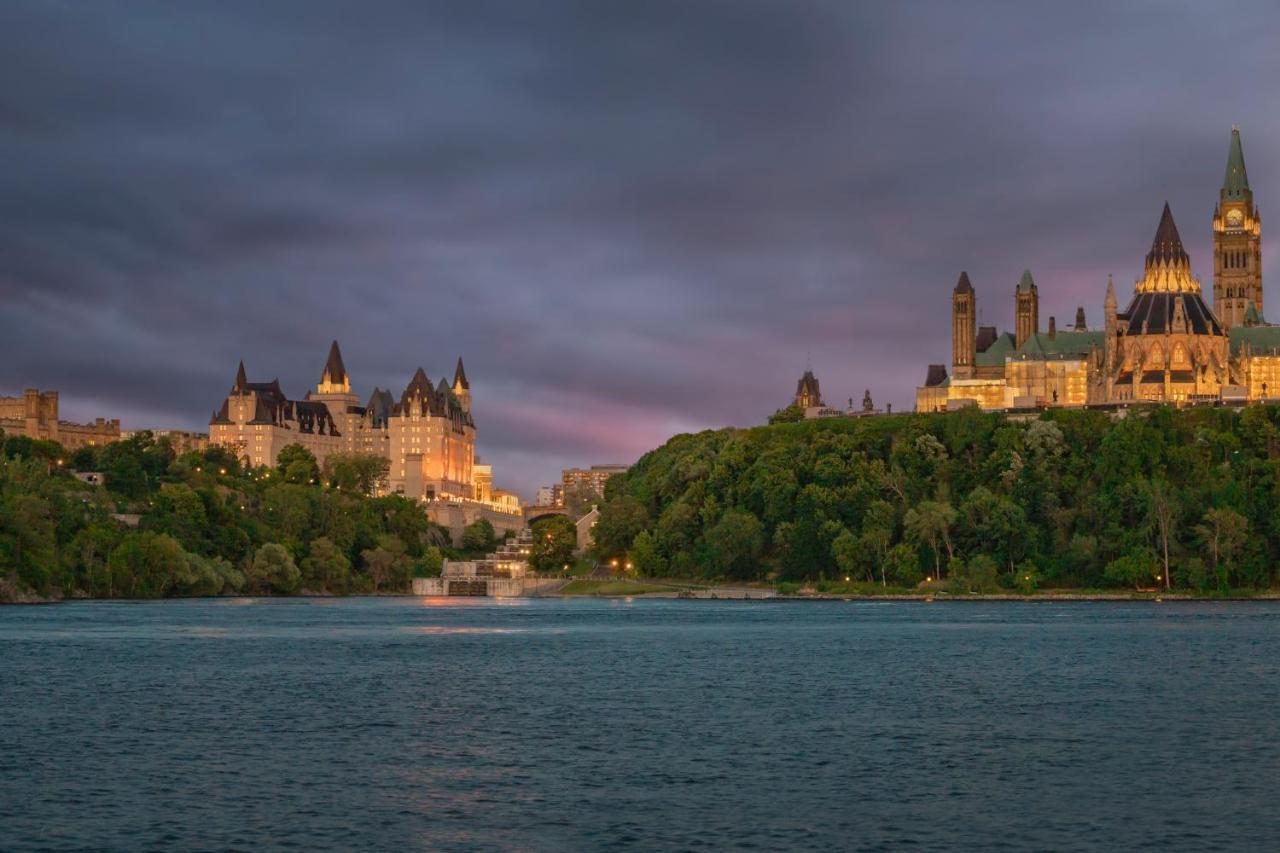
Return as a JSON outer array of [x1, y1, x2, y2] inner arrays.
[[210, 341, 484, 501], [917, 127, 1280, 412]]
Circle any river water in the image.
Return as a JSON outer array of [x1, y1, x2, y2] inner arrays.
[[2, 598, 1279, 851]]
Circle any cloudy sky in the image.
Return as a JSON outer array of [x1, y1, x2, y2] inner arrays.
[[3, 1, 1280, 496]]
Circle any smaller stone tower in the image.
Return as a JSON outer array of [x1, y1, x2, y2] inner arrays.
[[1014, 269, 1039, 350], [951, 271, 976, 379]]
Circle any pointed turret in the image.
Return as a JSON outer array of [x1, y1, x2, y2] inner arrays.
[[1104, 274, 1117, 310], [953, 271, 973, 294], [1146, 202, 1189, 268], [1017, 269, 1037, 294], [1136, 204, 1200, 293], [319, 340, 349, 391], [452, 357, 472, 414], [1223, 125, 1249, 201], [234, 360, 247, 393]]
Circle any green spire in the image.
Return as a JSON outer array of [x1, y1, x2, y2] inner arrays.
[[1223, 126, 1249, 200], [1017, 269, 1036, 293]]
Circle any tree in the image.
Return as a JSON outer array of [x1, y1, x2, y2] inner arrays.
[[591, 495, 648, 559], [276, 444, 320, 485], [768, 404, 804, 424], [529, 515, 576, 574], [106, 531, 187, 598], [301, 537, 352, 593], [324, 453, 389, 495], [360, 535, 410, 593], [861, 500, 896, 586], [246, 543, 301, 594], [883, 543, 922, 587], [1140, 477, 1177, 590], [703, 510, 764, 580], [831, 527, 862, 583], [904, 500, 957, 580], [1196, 507, 1248, 579], [628, 530, 666, 576], [461, 518, 497, 552], [1104, 550, 1159, 589]]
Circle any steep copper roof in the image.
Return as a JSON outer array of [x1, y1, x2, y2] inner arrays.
[[1120, 291, 1223, 337], [321, 340, 348, 385], [454, 357, 470, 390], [234, 360, 247, 392], [953, 271, 973, 294], [924, 364, 948, 387], [1146, 202, 1189, 268], [1223, 126, 1250, 200], [975, 325, 998, 353]]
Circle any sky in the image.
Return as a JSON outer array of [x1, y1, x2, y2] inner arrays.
[[3, 1, 1280, 497]]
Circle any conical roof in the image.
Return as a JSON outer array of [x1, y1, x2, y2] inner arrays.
[[453, 357, 470, 389], [234, 360, 247, 392], [1017, 269, 1036, 293], [321, 340, 348, 385], [1146, 202, 1189, 268], [953, 271, 973, 294], [1223, 126, 1250, 200]]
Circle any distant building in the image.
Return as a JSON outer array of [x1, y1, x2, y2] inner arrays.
[[794, 369, 823, 409], [534, 485, 560, 507], [210, 341, 488, 501], [0, 389, 120, 450], [917, 127, 1280, 412], [123, 430, 209, 455], [562, 464, 628, 498]]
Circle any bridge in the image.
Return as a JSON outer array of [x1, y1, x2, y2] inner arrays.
[[523, 504, 575, 526]]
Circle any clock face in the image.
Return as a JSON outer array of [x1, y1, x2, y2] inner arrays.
[[1226, 208, 1244, 227]]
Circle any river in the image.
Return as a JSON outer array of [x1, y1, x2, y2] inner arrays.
[[2, 597, 1278, 850]]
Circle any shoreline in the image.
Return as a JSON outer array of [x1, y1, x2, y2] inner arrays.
[[7, 590, 1280, 605]]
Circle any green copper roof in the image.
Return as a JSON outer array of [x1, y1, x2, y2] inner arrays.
[[1017, 269, 1036, 293], [974, 332, 1017, 366], [1230, 325, 1280, 355], [1244, 301, 1263, 326], [1223, 127, 1249, 200], [1013, 330, 1105, 360]]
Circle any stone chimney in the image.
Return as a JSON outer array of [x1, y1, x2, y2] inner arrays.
[[1048, 316, 1057, 339]]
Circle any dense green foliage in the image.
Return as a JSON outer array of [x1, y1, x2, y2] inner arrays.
[[0, 433, 448, 601], [592, 405, 1280, 592]]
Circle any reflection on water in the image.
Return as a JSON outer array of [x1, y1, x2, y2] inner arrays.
[[2, 598, 1280, 851]]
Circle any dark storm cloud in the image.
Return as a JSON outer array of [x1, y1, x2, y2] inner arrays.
[[3, 0, 1280, 494]]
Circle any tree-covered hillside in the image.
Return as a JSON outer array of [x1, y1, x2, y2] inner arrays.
[[591, 406, 1280, 592], [0, 431, 449, 602]]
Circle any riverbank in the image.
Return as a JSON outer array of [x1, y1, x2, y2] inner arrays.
[[9, 584, 1280, 604]]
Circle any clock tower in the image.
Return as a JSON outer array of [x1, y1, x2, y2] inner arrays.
[[1212, 126, 1262, 329]]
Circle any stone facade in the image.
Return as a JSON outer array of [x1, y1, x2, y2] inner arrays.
[[0, 389, 121, 450], [917, 128, 1280, 412], [209, 342, 484, 501]]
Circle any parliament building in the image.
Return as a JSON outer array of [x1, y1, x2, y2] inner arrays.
[[210, 342, 483, 502], [916, 127, 1280, 412]]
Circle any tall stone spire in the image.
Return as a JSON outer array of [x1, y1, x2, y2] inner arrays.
[[1223, 125, 1250, 201], [1214, 126, 1262, 330]]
